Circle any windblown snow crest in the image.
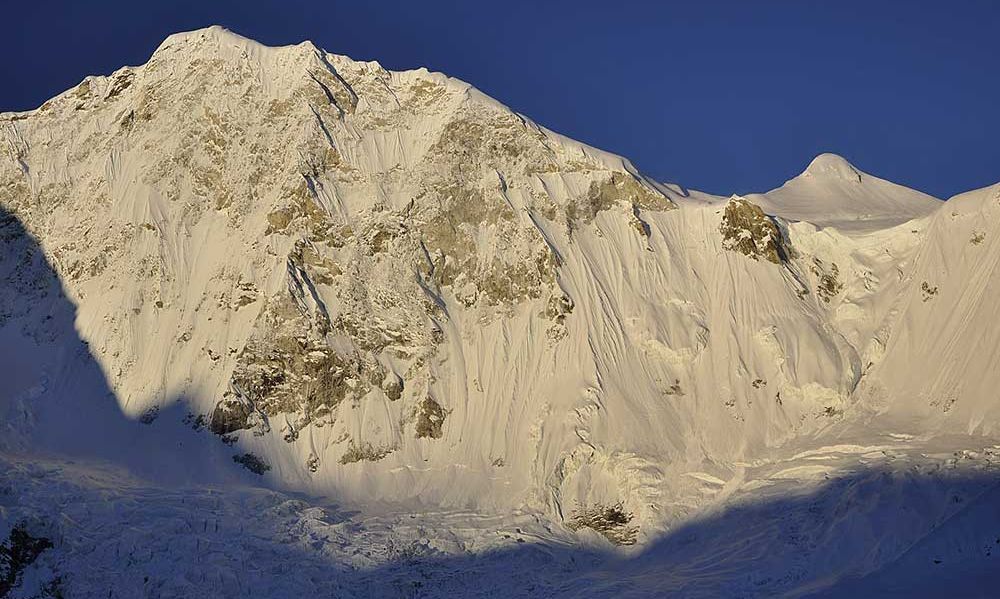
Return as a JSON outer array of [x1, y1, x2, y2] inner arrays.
[[3, 28, 1000, 594]]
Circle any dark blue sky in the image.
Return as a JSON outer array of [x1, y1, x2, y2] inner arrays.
[[4, 0, 998, 198]]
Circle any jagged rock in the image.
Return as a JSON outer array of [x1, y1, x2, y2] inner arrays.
[[306, 452, 320, 473], [209, 395, 253, 435], [544, 293, 574, 324], [381, 373, 404, 402], [719, 197, 789, 263], [415, 396, 447, 439], [921, 281, 939, 302], [567, 501, 638, 546], [811, 258, 843, 303], [663, 379, 684, 396], [0, 524, 53, 597], [232, 452, 270, 475], [339, 441, 395, 464], [138, 405, 159, 425]]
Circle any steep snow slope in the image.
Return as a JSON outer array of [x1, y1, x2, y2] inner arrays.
[[856, 183, 1000, 434], [809, 463, 1000, 599], [2, 25, 1000, 598]]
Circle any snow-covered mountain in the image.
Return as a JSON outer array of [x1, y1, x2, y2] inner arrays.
[[752, 152, 942, 230], [2, 26, 999, 598]]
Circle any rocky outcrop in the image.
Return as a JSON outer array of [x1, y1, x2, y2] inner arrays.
[[414, 396, 447, 439], [209, 396, 254, 435], [232, 452, 271, 475], [719, 197, 790, 263], [811, 258, 843, 303], [0, 524, 53, 597], [339, 441, 395, 464]]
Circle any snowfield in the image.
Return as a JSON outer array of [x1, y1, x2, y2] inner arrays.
[[4, 439, 999, 597], [2, 26, 1000, 597]]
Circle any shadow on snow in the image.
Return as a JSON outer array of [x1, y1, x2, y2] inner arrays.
[[2, 205, 1000, 598], [0, 205, 249, 486]]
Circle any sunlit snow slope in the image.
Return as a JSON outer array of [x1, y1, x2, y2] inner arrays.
[[2, 26, 1000, 598]]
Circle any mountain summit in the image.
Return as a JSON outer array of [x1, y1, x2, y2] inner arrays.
[[2, 26, 1000, 598], [751, 152, 942, 229], [801, 152, 863, 180]]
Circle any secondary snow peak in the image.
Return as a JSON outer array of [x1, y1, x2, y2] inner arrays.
[[748, 153, 942, 229], [802, 152, 862, 183]]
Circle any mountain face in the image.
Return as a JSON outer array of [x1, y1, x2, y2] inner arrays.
[[2, 26, 1000, 597]]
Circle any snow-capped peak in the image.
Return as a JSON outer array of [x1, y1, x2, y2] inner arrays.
[[748, 153, 941, 230], [153, 25, 311, 59], [801, 152, 863, 182]]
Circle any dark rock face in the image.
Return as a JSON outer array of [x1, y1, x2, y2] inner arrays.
[[811, 258, 843, 303], [719, 198, 790, 264], [232, 452, 270, 475], [566, 501, 638, 546], [1, 524, 53, 597], [382, 374, 404, 402], [339, 441, 395, 464], [415, 396, 447, 439], [209, 396, 253, 435]]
